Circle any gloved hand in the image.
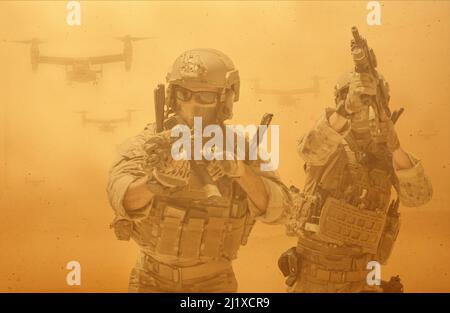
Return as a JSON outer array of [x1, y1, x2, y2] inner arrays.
[[371, 118, 400, 153], [144, 132, 191, 189], [144, 133, 172, 168], [206, 151, 245, 181]]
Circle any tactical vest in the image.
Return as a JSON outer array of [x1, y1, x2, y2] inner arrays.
[[117, 169, 254, 263], [296, 144, 400, 259]]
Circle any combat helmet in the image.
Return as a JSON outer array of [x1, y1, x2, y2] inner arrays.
[[165, 49, 240, 121]]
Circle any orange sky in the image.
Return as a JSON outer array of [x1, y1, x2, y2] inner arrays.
[[0, 1, 449, 292]]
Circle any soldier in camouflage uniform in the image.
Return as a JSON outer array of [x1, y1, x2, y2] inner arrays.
[[282, 32, 433, 292], [107, 48, 290, 292]]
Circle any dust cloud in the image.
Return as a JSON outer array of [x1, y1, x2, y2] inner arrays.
[[0, 1, 449, 292]]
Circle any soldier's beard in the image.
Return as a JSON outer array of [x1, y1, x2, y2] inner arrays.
[[194, 105, 218, 126]]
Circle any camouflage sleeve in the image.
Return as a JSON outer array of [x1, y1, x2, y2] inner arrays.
[[395, 152, 433, 207], [245, 161, 292, 225], [106, 123, 157, 220], [297, 108, 350, 166]]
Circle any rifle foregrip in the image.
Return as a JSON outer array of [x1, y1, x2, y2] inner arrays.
[[154, 84, 165, 133]]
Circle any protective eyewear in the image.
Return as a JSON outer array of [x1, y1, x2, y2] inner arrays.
[[175, 86, 219, 105]]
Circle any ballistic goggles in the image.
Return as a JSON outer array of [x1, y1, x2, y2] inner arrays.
[[175, 86, 219, 105]]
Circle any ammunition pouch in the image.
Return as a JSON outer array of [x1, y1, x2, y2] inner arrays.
[[130, 198, 252, 262], [376, 211, 400, 264], [278, 247, 300, 287]]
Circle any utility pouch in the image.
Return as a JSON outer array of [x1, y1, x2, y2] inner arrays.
[[376, 209, 401, 264], [278, 247, 301, 287], [111, 219, 133, 241]]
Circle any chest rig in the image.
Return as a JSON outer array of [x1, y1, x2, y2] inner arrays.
[[130, 166, 254, 262], [301, 141, 395, 254]]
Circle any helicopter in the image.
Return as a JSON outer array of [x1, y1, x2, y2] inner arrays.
[[5, 35, 151, 85], [251, 76, 323, 106], [75, 109, 139, 132], [416, 129, 438, 140]]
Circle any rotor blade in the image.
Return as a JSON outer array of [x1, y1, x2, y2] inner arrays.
[[39, 55, 78, 65], [115, 36, 154, 42], [7, 40, 32, 44], [73, 110, 88, 117], [130, 36, 154, 41], [5, 38, 45, 44], [88, 54, 124, 65]]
